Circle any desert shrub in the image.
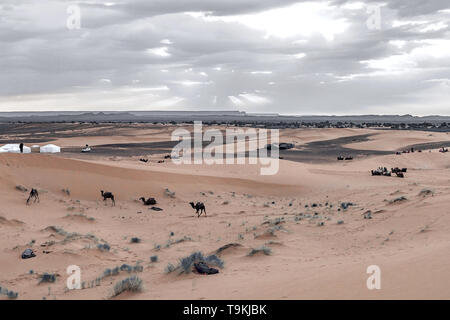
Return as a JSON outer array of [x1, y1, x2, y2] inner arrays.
[[215, 243, 242, 255], [248, 246, 272, 256], [167, 251, 224, 274], [164, 236, 192, 248], [150, 255, 158, 263], [103, 268, 112, 277], [39, 273, 56, 284], [340, 202, 353, 210], [165, 263, 176, 273], [130, 237, 141, 244], [133, 264, 143, 272], [65, 213, 95, 221], [164, 188, 175, 198], [112, 276, 143, 297], [0, 286, 18, 299], [389, 196, 407, 204], [111, 267, 120, 276], [205, 254, 224, 269], [418, 189, 434, 197], [120, 264, 132, 273], [16, 185, 28, 192], [7, 290, 18, 299], [262, 217, 285, 226], [97, 243, 110, 251]]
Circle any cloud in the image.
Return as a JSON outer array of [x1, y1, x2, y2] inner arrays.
[[0, 0, 449, 115]]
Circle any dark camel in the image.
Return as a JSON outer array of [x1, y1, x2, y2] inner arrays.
[[26, 188, 39, 205], [139, 197, 156, 205], [189, 202, 206, 218], [101, 190, 115, 206]]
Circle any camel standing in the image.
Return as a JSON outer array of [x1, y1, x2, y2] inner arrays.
[[101, 190, 115, 206], [189, 202, 206, 218], [26, 189, 39, 205]]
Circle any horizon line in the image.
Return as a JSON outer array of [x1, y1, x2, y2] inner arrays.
[[0, 110, 449, 117]]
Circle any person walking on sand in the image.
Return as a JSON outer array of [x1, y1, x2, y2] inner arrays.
[[19, 143, 24, 153]]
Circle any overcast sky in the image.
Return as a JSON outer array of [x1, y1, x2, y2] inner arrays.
[[0, 0, 449, 115]]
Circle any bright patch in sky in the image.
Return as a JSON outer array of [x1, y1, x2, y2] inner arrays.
[[293, 53, 307, 59], [127, 86, 170, 92], [171, 80, 212, 86], [147, 47, 171, 57], [250, 71, 272, 75], [190, 2, 349, 41], [361, 40, 450, 74], [239, 93, 270, 105], [228, 96, 245, 107]]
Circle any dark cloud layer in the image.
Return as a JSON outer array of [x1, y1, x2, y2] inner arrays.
[[0, 0, 449, 114]]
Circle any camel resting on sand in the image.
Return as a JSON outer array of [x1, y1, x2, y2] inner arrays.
[[190, 202, 206, 218], [139, 197, 156, 205]]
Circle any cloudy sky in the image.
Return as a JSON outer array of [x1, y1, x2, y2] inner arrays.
[[0, 0, 449, 115]]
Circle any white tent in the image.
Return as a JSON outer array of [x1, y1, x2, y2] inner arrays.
[[0, 144, 31, 153], [40, 144, 61, 153]]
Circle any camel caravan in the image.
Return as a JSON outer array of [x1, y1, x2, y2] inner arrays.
[[396, 147, 423, 155], [371, 167, 406, 178], [337, 156, 353, 161], [23, 187, 208, 218]]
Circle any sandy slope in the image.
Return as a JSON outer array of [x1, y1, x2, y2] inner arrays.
[[343, 130, 450, 151], [0, 127, 449, 300]]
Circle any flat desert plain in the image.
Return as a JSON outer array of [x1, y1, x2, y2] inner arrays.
[[1, 123, 450, 299]]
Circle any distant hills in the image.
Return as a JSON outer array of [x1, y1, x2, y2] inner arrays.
[[0, 111, 449, 124]]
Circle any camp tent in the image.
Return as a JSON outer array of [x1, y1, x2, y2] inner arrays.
[[40, 144, 61, 153], [0, 144, 31, 153]]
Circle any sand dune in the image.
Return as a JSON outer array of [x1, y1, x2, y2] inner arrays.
[[0, 125, 449, 300]]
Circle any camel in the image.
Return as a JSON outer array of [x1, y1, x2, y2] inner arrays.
[[139, 197, 156, 205], [371, 167, 391, 176], [26, 188, 39, 205], [189, 202, 206, 218], [101, 190, 115, 206], [371, 169, 382, 176]]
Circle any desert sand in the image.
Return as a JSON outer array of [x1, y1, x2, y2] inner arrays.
[[0, 124, 449, 300]]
